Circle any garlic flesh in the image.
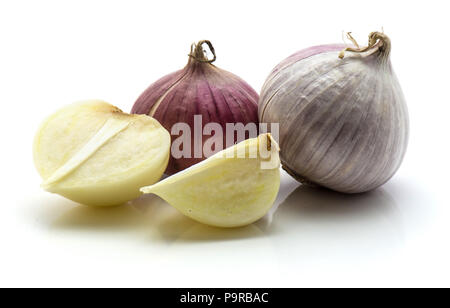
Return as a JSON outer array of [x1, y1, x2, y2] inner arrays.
[[141, 133, 280, 228], [33, 100, 171, 206]]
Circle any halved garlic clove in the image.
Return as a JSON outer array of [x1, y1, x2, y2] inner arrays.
[[33, 100, 171, 206], [140, 133, 281, 228]]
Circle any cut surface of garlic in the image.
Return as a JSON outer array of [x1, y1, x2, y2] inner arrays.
[[33, 100, 171, 206], [141, 133, 281, 228]]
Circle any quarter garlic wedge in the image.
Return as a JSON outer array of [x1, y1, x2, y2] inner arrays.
[[33, 100, 171, 206], [140, 133, 281, 228]]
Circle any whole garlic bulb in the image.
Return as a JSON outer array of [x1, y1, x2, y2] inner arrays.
[[259, 32, 409, 193], [132, 40, 259, 175]]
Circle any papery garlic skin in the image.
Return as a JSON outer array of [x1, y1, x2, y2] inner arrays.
[[132, 40, 259, 175], [259, 33, 409, 193], [140, 134, 280, 228]]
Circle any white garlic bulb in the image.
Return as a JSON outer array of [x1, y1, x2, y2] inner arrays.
[[259, 32, 409, 193]]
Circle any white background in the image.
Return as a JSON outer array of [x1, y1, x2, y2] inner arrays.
[[1, 0, 449, 287]]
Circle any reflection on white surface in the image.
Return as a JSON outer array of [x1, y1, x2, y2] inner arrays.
[[52, 203, 148, 232], [131, 194, 266, 242], [128, 174, 403, 247], [14, 171, 435, 287], [32, 171, 405, 248], [267, 185, 404, 271]]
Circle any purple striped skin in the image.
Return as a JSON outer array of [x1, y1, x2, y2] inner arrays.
[[259, 44, 346, 110], [132, 58, 259, 175], [270, 44, 346, 76], [259, 40, 409, 194]]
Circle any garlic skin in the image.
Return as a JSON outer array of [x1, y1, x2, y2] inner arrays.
[[132, 40, 259, 175], [259, 32, 409, 193]]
